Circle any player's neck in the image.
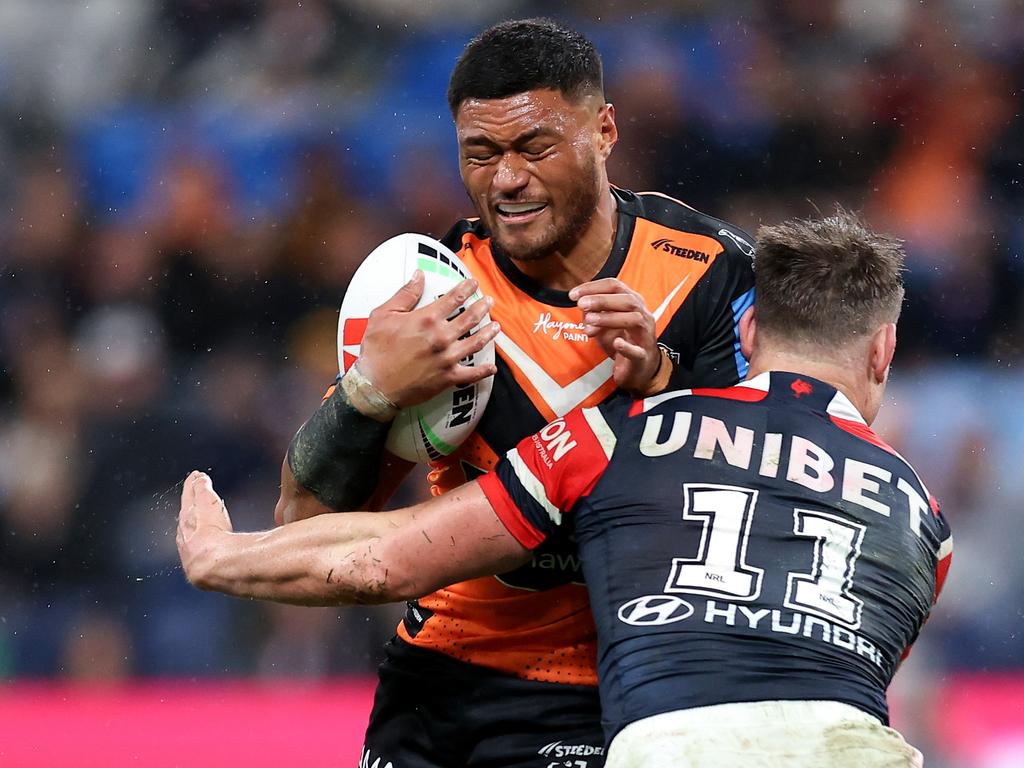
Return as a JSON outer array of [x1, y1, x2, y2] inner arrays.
[[514, 188, 618, 291], [746, 351, 872, 422]]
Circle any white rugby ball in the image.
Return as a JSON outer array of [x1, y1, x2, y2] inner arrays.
[[338, 233, 494, 463]]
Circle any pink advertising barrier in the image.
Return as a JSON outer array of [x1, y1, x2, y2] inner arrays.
[[0, 679, 377, 767], [0, 674, 1022, 766]]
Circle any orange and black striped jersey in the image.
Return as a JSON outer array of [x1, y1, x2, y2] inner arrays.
[[396, 187, 755, 685]]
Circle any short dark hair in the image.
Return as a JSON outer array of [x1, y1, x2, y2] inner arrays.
[[447, 18, 604, 117], [753, 211, 906, 348]]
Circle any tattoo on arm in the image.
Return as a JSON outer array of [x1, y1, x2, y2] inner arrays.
[[286, 384, 391, 511]]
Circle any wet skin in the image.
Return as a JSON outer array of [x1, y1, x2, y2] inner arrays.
[[455, 88, 619, 290]]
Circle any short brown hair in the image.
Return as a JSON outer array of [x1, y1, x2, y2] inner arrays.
[[753, 211, 905, 348]]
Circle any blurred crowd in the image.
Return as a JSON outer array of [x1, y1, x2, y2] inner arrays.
[[0, 0, 1020, 733]]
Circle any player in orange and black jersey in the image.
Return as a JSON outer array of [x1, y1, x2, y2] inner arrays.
[[276, 19, 754, 768], [401, 189, 753, 683]]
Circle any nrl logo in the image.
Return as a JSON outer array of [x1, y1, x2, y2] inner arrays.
[[717, 228, 755, 257]]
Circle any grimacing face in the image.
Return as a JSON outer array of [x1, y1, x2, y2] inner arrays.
[[455, 88, 615, 263]]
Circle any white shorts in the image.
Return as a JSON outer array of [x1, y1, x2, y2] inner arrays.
[[607, 700, 924, 768]]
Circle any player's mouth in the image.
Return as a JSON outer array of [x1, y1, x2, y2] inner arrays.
[[495, 201, 548, 225]]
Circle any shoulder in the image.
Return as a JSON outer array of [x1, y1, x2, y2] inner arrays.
[[829, 415, 935, 499], [615, 189, 754, 293], [618, 188, 755, 263]]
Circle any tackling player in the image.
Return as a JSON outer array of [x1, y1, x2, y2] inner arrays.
[[179, 212, 951, 768], [276, 18, 754, 766]]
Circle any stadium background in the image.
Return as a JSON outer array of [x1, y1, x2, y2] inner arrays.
[[0, 1, 1021, 765]]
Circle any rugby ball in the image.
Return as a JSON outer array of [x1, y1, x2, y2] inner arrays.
[[338, 233, 494, 463]]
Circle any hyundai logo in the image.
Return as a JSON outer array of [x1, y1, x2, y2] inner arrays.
[[618, 595, 695, 626]]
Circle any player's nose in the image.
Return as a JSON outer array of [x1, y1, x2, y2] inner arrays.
[[492, 152, 530, 195]]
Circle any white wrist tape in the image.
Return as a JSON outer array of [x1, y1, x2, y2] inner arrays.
[[340, 362, 399, 423]]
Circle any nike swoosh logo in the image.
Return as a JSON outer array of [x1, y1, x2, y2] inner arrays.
[[495, 276, 690, 416]]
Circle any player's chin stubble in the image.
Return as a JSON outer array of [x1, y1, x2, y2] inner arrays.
[[489, 158, 602, 265]]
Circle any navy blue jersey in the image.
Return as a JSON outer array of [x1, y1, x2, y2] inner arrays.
[[478, 371, 953, 742]]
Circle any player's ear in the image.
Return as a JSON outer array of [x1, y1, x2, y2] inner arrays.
[[597, 102, 617, 158], [739, 306, 756, 361], [870, 322, 896, 384]]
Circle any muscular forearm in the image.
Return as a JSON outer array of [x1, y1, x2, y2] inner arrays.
[[183, 481, 530, 608], [188, 512, 399, 606]]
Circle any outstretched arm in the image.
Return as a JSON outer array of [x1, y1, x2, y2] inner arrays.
[[180, 471, 529, 606]]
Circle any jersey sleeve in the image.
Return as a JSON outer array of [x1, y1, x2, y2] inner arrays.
[[669, 225, 755, 390], [900, 495, 953, 663], [930, 496, 953, 604], [477, 404, 618, 549]]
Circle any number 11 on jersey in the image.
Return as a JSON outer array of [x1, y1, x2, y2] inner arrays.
[[664, 483, 866, 630]]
